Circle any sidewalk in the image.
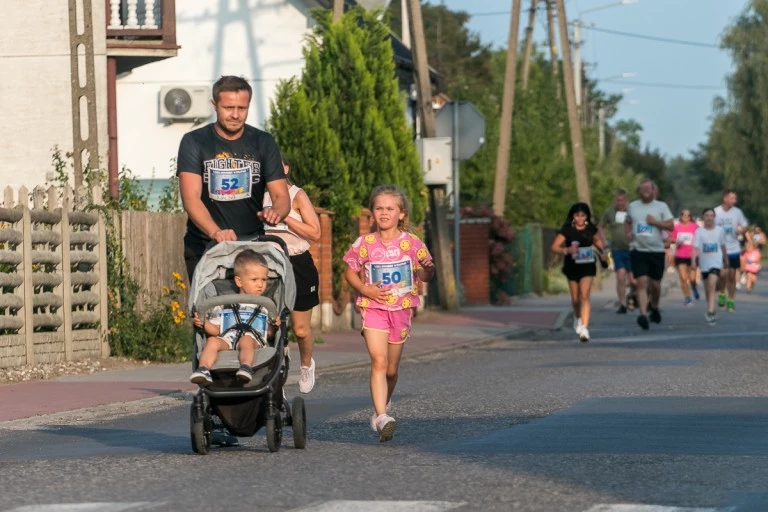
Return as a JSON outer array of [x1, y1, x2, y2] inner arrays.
[[0, 295, 572, 423]]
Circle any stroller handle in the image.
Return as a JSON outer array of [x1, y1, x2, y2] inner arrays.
[[195, 294, 278, 319], [202, 233, 291, 258]]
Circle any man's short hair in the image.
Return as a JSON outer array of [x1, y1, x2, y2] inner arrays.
[[212, 75, 253, 102], [615, 188, 627, 196], [234, 249, 268, 277], [722, 189, 735, 197]]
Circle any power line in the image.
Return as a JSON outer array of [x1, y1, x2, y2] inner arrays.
[[583, 25, 719, 49], [599, 78, 724, 91]]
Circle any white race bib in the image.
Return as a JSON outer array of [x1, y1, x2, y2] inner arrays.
[[677, 232, 693, 245], [636, 223, 653, 236], [614, 211, 627, 224], [574, 246, 595, 264], [366, 257, 414, 297], [204, 158, 261, 202]]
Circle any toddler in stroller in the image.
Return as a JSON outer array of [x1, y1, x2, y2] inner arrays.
[[189, 249, 277, 386], [187, 237, 306, 454]]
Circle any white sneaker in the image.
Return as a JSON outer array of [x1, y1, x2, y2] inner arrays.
[[374, 414, 397, 442], [298, 358, 315, 394], [573, 318, 583, 335], [579, 327, 590, 343]]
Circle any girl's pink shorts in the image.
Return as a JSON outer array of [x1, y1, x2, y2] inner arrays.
[[360, 308, 413, 344]]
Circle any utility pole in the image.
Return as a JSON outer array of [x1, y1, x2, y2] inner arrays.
[[401, 0, 411, 48], [573, 18, 582, 111], [545, 0, 559, 90], [520, 0, 539, 91], [332, 0, 344, 22], [554, 0, 591, 205], [492, 0, 522, 217], [598, 104, 605, 161], [408, 0, 458, 310]]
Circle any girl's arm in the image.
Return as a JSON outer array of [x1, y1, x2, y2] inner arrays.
[[283, 189, 321, 243], [551, 233, 576, 256], [416, 259, 434, 282], [345, 267, 391, 304], [593, 234, 607, 261]]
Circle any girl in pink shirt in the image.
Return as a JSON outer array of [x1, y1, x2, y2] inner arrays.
[[671, 209, 700, 306], [344, 185, 434, 442], [742, 241, 762, 293]]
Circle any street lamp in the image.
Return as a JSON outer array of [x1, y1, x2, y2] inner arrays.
[[573, 0, 638, 108]]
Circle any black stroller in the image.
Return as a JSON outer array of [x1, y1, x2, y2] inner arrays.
[[187, 236, 306, 454]]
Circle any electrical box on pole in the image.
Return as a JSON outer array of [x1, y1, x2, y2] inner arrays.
[[415, 137, 452, 186]]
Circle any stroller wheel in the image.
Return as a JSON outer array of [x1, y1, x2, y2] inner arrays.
[[291, 397, 307, 450], [190, 401, 211, 455], [266, 410, 282, 453]]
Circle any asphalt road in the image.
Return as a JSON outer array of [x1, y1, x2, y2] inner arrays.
[[1, 274, 768, 512]]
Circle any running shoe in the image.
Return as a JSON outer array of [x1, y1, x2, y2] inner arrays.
[[691, 285, 700, 301], [705, 311, 716, 324], [579, 328, 590, 343], [718, 293, 727, 308], [649, 306, 662, 324], [683, 297, 693, 307], [236, 364, 253, 383], [616, 305, 628, 314], [370, 401, 393, 432], [573, 318, 584, 335], [298, 358, 316, 394], [374, 414, 397, 442], [190, 366, 213, 386], [637, 314, 650, 330], [727, 299, 735, 313]]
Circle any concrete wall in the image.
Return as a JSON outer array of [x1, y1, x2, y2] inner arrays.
[[0, 0, 108, 191], [116, 0, 318, 180]]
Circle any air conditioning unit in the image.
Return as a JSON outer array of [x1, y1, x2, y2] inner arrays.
[[159, 86, 212, 122]]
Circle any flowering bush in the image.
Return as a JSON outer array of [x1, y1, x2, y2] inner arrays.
[[109, 271, 191, 362]]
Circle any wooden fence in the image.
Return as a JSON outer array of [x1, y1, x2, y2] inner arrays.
[[0, 185, 109, 368]]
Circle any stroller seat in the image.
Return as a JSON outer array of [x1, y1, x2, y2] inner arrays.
[[211, 347, 277, 372]]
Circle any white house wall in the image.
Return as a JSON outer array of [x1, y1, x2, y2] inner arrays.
[[117, 0, 316, 180], [0, 0, 108, 191]]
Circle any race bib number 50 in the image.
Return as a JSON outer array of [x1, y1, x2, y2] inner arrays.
[[366, 258, 414, 297]]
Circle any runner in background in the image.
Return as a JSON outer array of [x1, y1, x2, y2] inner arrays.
[[742, 240, 762, 293], [714, 190, 748, 313], [670, 209, 700, 306], [692, 208, 728, 324], [599, 189, 635, 314]]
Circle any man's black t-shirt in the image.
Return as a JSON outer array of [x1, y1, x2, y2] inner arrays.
[[177, 123, 285, 258], [558, 222, 599, 273]]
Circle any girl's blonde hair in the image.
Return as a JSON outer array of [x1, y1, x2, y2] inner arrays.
[[369, 185, 411, 232]]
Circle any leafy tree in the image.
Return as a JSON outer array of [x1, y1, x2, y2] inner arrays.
[[704, 0, 768, 225], [268, 8, 425, 295]]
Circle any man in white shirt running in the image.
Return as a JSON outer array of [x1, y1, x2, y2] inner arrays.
[[714, 189, 748, 312], [624, 179, 675, 330]]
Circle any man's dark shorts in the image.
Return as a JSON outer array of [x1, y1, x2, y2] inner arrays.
[[612, 249, 632, 271], [701, 268, 721, 281], [630, 250, 665, 281], [727, 253, 741, 270]]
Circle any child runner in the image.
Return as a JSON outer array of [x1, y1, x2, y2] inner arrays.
[[743, 240, 762, 293], [551, 202, 607, 343], [691, 209, 728, 324], [190, 250, 277, 386], [343, 185, 434, 442], [671, 209, 700, 306]]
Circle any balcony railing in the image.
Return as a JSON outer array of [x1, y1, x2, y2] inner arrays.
[[106, 0, 176, 49]]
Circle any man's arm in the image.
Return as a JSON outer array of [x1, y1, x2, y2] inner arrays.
[[179, 172, 236, 242]]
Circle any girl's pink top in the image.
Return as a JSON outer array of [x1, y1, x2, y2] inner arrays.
[[672, 222, 698, 259], [744, 249, 762, 274], [343, 231, 433, 311]]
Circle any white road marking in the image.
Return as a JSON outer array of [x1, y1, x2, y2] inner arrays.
[[6, 504, 159, 512], [289, 501, 467, 512], [584, 505, 722, 512]]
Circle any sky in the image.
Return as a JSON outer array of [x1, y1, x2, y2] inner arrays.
[[435, 0, 748, 159]]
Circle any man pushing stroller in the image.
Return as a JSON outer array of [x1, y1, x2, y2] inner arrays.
[[190, 250, 279, 386]]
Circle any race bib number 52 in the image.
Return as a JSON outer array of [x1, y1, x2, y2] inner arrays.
[[204, 158, 261, 202]]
